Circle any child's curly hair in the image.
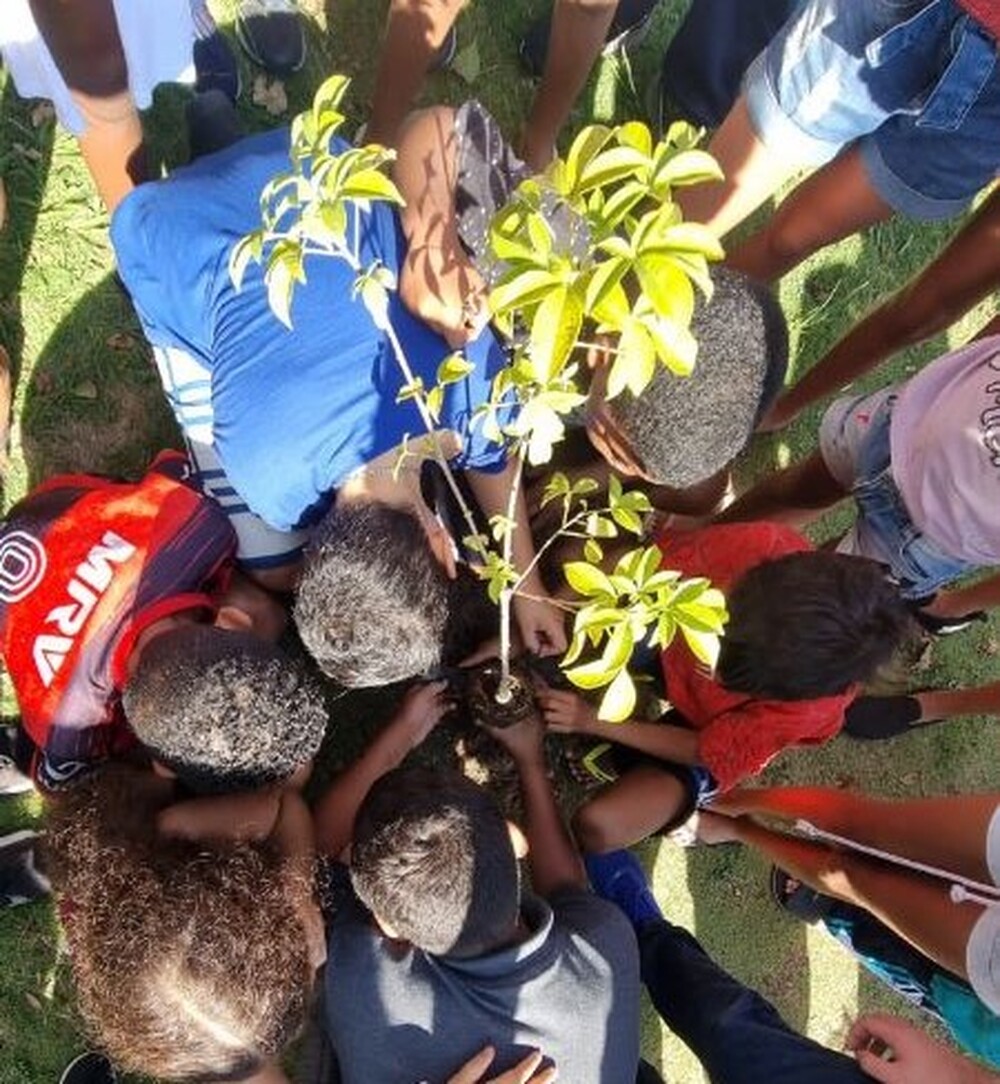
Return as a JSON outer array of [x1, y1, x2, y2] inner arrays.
[[45, 766, 315, 1082]]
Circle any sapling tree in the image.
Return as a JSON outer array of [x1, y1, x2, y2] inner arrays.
[[231, 74, 729, 722]]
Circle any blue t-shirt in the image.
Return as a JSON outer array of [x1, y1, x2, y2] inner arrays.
[[111, 127, 511, 531]]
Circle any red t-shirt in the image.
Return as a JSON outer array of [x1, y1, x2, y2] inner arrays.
[[959, 1, 1000, 42], [0, 452, 236, 788], [656, 522, 854, 791]]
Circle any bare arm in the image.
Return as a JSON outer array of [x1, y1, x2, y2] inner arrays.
[[367, 0, 464, 148], [486, 711, 587, 896], [312, 682, 450, 859], [924, 572, 1000, 621], [521, 0, 617, 170], [761, 188, 1000, 431], [539, 687, 701, 765]]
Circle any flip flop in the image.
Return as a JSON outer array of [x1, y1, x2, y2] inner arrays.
[[770, 866, 834, 924]]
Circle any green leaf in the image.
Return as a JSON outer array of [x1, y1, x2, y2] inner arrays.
[[265, 253, 295, 328], [578, 145, 651, 194], [437, 353, 475, 386], [489, 269, 562, 317], [395, 377, 425, 404], [563, 124, 614, 193], [644, 314, 698, 377], [608, 319, 656, 398], [600, 620, 635, 673], [565, 657, 616, 691], [659, 222, 726, 261], [634, 253, 696, 324], [585, 512, 618, 539], [597, 667, 637, 722], [525, 211, 554, 261], [592, 281, 630, 329], [611, 505, 643, 534], [341, 169, 404, 204], [425, 385, 444, 423], [616, 121, 653, 157], [528, 284, 583, 383], [541, 471, 571, 508], [229, 230, 263, 291], [583, 257, 629, 317], [593, 180, 647, 235], [652, 148, 724, 192], [584, 538, 603, 563], [680, 624, 721, 669], [564, 561, 616, 599]]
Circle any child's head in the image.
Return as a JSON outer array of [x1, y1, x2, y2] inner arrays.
[[716, 552, 913, 699], [123, 625, 327, 793], [45, 766, 314, 1081], [294, 500, 451, 687], [351, 766, 521, 958], [586, 267, 788, 486]]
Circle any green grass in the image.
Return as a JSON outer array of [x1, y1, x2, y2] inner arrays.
[[0, 1, 998, 1081]]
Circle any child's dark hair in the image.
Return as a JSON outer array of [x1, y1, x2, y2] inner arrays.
[[716, 552, 914, 699], [294, 500, 450, 687], [605, 267, 788, 486], [351, 767, 520, 958], [123, 626, 327, 793], [45, 765, 314, 1082]]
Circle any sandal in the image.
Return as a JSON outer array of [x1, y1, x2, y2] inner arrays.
[[770, 865, 834, 924]]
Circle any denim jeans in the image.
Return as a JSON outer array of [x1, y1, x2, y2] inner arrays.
[[638, 919, 870, 1083]]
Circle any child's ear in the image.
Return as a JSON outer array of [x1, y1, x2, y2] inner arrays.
[[214, 604, 255, 632], [151, 759, 177, 780]]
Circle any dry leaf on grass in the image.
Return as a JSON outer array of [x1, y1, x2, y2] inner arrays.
[[252, 75, 288, 117]]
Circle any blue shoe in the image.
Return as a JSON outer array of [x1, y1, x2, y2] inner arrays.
[[584, 850, 662, 928]]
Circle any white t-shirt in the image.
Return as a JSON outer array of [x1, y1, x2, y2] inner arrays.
[[0, 0, 194, 135], [890, 335, 1000, 566]]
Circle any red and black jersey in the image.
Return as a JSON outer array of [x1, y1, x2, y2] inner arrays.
[[0, 451, 236, 789]]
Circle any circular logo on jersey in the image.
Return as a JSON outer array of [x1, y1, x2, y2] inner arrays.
[[0, 531, 47, 603]]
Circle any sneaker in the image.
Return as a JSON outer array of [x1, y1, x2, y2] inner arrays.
[[519, 0, 661, 77], [842, 694, 933, 741], [0, 829, 51, 907], [907, 593, 987, 636], [0, 726, 32, 795], [58, 1052, 118, 1084], [584, 849, 662, 928], [235, 0, 306, 76]]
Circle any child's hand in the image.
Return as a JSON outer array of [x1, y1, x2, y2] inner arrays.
[[445, 1045, 556, 1084], [537, 688, 600, 735], [484, 709, 546, 767], [513, 594, 567, 657], [391, 680, 452, 750], [845, 1014, 971, 1084]]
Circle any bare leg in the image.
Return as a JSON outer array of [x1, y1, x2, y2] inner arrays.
[[29, 0, 146, 211], [366, 0, 463, 148], [917, 683, 1000, 725], [711, 787, 998, 885], [716, 452, 848, 528], [714, 816, 985, 982], [572, 765, 689, 852], [676, 94, 801, 238], [728, 146, 894, 283], [761, 188, 1000, 431], [521, 0, 617, 171]]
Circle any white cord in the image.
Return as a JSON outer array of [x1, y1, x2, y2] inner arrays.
[[794, 819, 1000, 908]]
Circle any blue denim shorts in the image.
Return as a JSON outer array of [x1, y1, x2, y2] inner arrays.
[[819, 385, 975, 598], [746, 0, 1000, 219]]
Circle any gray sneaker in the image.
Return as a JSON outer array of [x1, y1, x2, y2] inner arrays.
[[235, 0, 306, 75], [58, 1052, 118, 1084], [0, 829, 50, 906]]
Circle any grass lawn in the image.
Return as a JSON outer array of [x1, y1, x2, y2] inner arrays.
[[0, 1, 998, 1081]]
